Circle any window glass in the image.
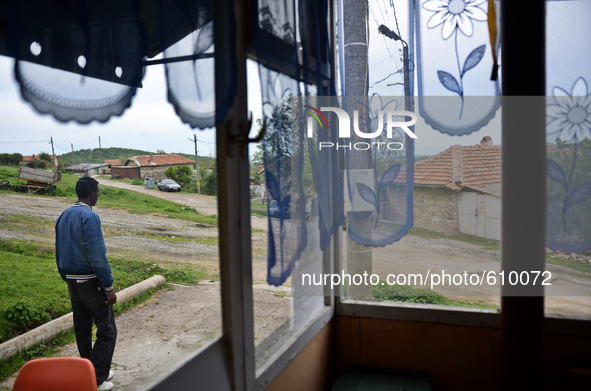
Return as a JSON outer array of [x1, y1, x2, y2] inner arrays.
[[544, 0, 591, 319], [247, 60, 327, 370], [0, 56, 222, 389], [337, 0, 504, 311]]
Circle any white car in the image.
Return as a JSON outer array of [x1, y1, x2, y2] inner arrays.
[[157, 179, 181, 192]]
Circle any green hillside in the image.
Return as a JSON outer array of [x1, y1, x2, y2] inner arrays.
[[58, 147, 214, 169]]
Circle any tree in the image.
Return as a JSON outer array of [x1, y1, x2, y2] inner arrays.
[[156, 149, 166, 154], [38, 152, 53, 163], [164, 165, 193, 187], [201, 162, 217, 196], [11, 153, 23, 165], [0, 153, 23, 165]]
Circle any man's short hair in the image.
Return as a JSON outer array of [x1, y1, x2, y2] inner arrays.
[[76, 177, 99, 199]]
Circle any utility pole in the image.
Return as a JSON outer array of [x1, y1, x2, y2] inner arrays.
[[189, 134, 201, 195], [344, 0, 372, 299], [50, 137, 57, 173], [71, 143, 75, 165], [99, 136, 103, 173]]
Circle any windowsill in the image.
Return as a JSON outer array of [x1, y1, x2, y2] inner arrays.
[[337, 298, 591, 336]]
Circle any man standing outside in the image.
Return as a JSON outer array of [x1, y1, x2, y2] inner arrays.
[[55, 177, 117, 391]]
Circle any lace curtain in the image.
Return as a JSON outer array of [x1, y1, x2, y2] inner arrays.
[[545, 0, 591, 252], [5, 0, 224, 129], [255, 0, 344, 286]]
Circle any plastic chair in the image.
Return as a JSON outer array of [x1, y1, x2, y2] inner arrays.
[[13, 357, 97, 391]]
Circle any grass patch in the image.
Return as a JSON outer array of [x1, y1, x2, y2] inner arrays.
[[0, 214, 55, 234], [95, 176, 142, 186], [409, 227, 501, 251], [375, 220, 405, 232], [0, 166, 28, 192], [372, 282, 498, 310], [545, 254, 591, 274], [133, 233, 199, 244], [0, 165, 217, 225], [95, 186, 217, 225], [373, 283, 450, 305], [197, 236, 219, 246], [448, 300, 498, 310], [250, 202, 268, 218], [0, 239, 209, 344], [251, 208, 268, 218]]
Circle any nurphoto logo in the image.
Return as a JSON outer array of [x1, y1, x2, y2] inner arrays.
[[304, 105, 418, 151]]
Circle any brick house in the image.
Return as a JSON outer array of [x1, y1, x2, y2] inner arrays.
[[111, 153, 195, 182], [390, 136, 501, 240]]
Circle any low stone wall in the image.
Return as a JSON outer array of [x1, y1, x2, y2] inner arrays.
[[384, 185, 459, 234], [140, 164, 193, 182], [413, 186, 459, 234]]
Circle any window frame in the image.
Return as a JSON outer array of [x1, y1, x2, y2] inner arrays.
[[147, 0, 591, 390]]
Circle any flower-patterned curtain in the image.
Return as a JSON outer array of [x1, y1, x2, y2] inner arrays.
[[416, 0, 500, 135], [545, 0, 591, 252]]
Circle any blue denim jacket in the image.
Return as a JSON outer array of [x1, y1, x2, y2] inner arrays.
[[55, 202, 114, 291]]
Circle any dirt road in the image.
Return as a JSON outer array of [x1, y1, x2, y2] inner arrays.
[[344, 234, 591, 318], [94, 178, 268, 231]]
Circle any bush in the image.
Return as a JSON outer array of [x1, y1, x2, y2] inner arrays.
[[3, 299, 50, 330], [27, 159, 48, 169], [201, 163, 217, 196], [164, 165, 193, 187]]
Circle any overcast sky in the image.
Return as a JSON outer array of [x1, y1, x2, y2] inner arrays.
[[0, 54, 501, 158], [0, 55, 265, 158]]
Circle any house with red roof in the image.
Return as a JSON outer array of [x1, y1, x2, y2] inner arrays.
[[103, 159, 121, 166], [110, 153, 195, 181], [390, 136, 501, 240], [20, 154, 57, 165]]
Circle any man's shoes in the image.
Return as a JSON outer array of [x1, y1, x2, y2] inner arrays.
[[107, 370, 114, 380], [97, 381, 114, 391]]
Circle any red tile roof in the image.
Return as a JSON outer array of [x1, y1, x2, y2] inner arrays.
[[395, 137, 501, 192], [22, 154, 57, 162], [104, 159, 121, 166], [126, 153, 194, 167]]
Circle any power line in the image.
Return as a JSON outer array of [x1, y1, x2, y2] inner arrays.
[[0, 140, 50, 143]]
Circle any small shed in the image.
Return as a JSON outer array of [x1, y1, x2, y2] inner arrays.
[[64, 163, 109, 176]]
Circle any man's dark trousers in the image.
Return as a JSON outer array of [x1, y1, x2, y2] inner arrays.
[[67, 279, 117, 385]]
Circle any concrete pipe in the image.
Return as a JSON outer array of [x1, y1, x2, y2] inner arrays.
[[0, 275, 166, 361]]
